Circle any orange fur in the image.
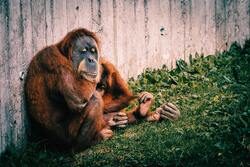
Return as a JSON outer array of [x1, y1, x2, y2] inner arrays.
[[25, 28, 107, 151]]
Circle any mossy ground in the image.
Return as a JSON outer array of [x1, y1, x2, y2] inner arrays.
[[1, 41, 249, 167]]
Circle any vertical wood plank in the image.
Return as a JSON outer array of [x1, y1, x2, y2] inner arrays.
[[182, 0, 193, 61], [225, 0, 237, 45], [112, 0, 118, 66], [66, 0, 79, 31], [45, 0, 54, 44], [122, 0, 136, 78], [180, 0, 188, 61], [31, 0, 46, 54], [170, 0, 185, 68], [7, 0, 27, 149], [133, 0, 147, 76], [98, 0, 114, 64], [249, 0, 250, 36], [0, 0, 11, 153], [143, 0, 149, 68], [159, 0, 174, 68], [235, 0, 250, 44], [22, 0, 33, 62], [189, 0, 205, 55], [91, 0, 102, 34], [146, 0, 161, 69], [78, 0, 92, 30], [7, 0, 21, 148], [204, 0, 216, 56], [215, 0, 227, 52], [52, 0, 67, 42], [19, 0, 32, 147], [113, 0, 125, 75]]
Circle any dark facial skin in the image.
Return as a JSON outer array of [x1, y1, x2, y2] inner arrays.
[[72, 36, 100, 82]]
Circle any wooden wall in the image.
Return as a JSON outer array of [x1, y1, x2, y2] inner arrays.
[[0, 0, 249, 153]]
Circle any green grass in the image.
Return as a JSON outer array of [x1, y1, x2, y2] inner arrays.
[[1, 41, 250, 167]]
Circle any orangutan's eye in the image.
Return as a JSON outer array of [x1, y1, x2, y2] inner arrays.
[[90, 47, 96, 53], [81, 48, 87, 53]]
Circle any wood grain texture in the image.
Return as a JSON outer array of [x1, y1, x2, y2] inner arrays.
[[0, 0, 249, 154]]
